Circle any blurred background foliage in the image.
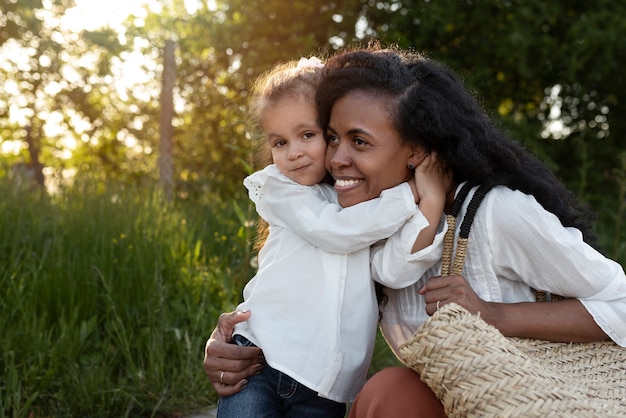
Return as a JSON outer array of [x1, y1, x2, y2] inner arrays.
[[1, 0, 625, 416], [1, 0, 624, 257]]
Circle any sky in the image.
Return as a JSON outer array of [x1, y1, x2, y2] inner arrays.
[[61, 0, 152, 31], [61, 0, 204, 31]]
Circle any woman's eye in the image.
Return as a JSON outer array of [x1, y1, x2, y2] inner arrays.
[[326, 134, 339, 144], [354, 137, 368, 146]]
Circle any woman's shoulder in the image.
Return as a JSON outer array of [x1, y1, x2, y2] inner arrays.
[[485, 186, 545, 213], [482, 185, 561, 234], [455, 184, 536, 218]]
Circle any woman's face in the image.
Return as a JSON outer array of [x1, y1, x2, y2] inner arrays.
[[325, 90, 418, 207]]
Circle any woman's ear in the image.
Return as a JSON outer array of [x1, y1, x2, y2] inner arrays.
[[407, 147, 428, 169]]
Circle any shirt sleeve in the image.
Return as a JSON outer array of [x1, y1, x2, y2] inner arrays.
[[244, 164, 418, 253], [487, 187, 626, 346], [370, 214, 447, 289]]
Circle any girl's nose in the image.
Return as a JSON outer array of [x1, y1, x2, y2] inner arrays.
[[287, 145, 304, 160]]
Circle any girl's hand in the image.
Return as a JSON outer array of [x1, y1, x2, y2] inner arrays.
[[409, 152, 453, 253], [414, 152, 453, 205]]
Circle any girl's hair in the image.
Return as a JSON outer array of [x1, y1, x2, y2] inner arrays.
[[248, 58, 325, 251], [316, 44, 597, 246], [248, 58, 325, 168]]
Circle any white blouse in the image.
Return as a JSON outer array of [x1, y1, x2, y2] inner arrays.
[[380, 184, 626, 360], [234, 164, 442, 402]]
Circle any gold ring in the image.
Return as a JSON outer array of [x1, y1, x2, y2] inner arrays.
[[220, 371, 225, 384]]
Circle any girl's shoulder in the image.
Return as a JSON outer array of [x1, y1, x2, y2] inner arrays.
[[244, 164, 298, 190]]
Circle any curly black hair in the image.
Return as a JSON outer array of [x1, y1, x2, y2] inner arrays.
[[316, 44, 597, 246]]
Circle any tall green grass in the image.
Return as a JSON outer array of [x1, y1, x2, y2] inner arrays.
[[0, 181, 253, 417]]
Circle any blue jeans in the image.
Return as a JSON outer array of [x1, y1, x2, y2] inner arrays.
[[217, 335, 346, 418]]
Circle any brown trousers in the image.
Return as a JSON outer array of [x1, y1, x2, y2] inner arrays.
[[348, 367, 447, 418]]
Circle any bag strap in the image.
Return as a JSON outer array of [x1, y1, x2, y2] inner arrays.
[[441, 183, 564, 301], [441, 183, 491, 276]]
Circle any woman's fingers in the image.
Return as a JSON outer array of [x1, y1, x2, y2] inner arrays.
[[419, 275, 485, 315], [203, 311, 265, 396]]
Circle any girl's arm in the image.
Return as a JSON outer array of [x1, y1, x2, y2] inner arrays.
[[410, 153, 451, 253], [370, 153, 451, 289], [245, 165, 419, 253], [370, 215, 446, 289]]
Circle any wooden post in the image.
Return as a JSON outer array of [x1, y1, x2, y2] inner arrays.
[[24, 123, 45, 189], [159, 39, 176, 200]]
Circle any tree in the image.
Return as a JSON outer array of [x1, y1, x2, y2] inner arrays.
[[126, 0, 363, 200], [359, 0, 626, 204]]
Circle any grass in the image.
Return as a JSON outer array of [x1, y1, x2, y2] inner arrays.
[[0, 181, 252, 417], [1, 178, 624, 417]]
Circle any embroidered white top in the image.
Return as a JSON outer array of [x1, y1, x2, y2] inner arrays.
[[380, 184, 626, 360], [234, 164, 444, 402]]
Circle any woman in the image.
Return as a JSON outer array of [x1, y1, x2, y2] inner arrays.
[[204, 44, 626, 416]]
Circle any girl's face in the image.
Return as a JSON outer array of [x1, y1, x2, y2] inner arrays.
[[325, 90, 419, 207], [262, 96, 327, 186]]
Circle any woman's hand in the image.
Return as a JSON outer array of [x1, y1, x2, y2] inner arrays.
[[418, 274, 492, 317], [203, 311, 265, 396]]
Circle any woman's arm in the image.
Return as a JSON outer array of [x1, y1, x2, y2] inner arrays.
[[487, 297, 608, 342], [485, 188, 626, 344], [419, 274, 609, 342], [418, 187, 623, 344]]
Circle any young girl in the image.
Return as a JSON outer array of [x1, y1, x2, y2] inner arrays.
[[216, 57, 450, 417]]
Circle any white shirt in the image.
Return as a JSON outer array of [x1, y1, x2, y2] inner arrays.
[[380, 184, 626, 360], [234, 164, 441, 402]]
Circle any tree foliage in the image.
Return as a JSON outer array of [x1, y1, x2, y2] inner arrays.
[[121, 0, 363, 200], [0, 0, 624, 254], [360, 0, 626, 203], [0, 0, 159, 187]]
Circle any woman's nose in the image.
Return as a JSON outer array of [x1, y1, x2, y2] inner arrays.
[[327, 143, 350, 169]]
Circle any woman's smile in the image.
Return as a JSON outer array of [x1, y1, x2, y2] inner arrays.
[[335, 178, 362, 189]]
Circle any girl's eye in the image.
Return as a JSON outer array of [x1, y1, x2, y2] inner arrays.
[[271, 139, 286, 148], [302, 131, 316, 140]]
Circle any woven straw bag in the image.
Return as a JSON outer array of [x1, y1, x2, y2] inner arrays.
[[398, 184, 626, 417]]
